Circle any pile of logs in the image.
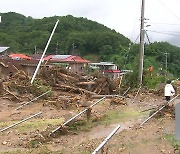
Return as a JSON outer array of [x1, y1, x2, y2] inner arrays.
[[1, 70, 51, 101], [0, 66, 117, 103], [39, 67, 116, 95]]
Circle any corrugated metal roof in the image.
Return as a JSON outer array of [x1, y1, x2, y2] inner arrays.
[[44, 55, 71, 61], [62, 55, 90, 63], [90, 62, 115, 66], [52, 55, 71, 59], [0, 47, 9, 53]]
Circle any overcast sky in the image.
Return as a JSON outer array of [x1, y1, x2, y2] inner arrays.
[[1, 0, 180, 46]]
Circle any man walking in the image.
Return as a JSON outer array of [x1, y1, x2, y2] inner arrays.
[[165, 80, 175, 104]]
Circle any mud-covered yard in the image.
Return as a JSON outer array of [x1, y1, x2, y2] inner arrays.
[[0, 68, 180, 154], [0, 92, 179, 154]]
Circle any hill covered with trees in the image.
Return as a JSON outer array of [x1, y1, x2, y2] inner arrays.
[[0, 12, 130, 55], [0, 12, 179, 79]]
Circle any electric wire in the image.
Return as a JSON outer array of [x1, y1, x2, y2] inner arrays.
[[147, 30, 180, 36], [149, 22, 180, 26], [157, 0, 180, 22]]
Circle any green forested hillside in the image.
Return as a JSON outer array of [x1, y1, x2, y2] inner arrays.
[[0, 12, 179, 78], [0, 12, 130, 54]]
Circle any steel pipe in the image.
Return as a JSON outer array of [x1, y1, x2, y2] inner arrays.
[[50, 97, 106, 135], [92, 125, 121, 154], [15, 90, 51, 110], [0, 112, 42, 132], [31, 19, 59, 84], [122, 86, 131, 96], [132, 85, 142, 103], [140, 94, 179, 126]]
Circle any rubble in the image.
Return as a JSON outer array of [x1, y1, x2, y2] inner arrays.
[[110, 97, 127, 105], [150, 105, 175, 119], [0, 66, 117, 107]]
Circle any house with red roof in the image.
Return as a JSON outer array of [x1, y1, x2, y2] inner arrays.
[[0, 54, 90, 78], [9, 53, 31, 60], [43, 55, 90, 73]]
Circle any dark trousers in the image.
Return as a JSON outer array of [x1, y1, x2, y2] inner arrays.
[[165, 96, 170, 102]]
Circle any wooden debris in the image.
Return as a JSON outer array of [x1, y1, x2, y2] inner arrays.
[[3, 88, 21, 101], [110, 97, 127, 105]]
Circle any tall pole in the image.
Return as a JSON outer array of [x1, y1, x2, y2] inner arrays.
[[30, 19, 59, 84], [34, 45, 37, 54], [138, 0, 145, 85], [55, 41, 59, 55], [164, 52, 169, 81], [72, 43, 75, 54]]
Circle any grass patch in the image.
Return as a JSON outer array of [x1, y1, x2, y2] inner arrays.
[[65, 107, 145, 133], [0, 150, 25, 154], [164, 134, 180, 150], [0, 146, 51, 154], [67, 120, 96, 132], [101, 108, 143, 125], [0, 118, 64, 133]]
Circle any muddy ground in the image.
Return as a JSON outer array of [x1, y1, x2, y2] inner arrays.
[[0, 91, 180, 154]]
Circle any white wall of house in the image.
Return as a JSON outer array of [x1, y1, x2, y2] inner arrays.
[[89, 62, 118, 70]]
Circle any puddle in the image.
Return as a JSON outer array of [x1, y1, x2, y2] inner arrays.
[[87, 121, 134, 140]]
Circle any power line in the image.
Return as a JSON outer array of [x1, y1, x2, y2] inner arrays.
[[147, 30, 180, 36], [160, 30, 180, 34], [149, 22, 180, 26], [158, 0, 180, 22]]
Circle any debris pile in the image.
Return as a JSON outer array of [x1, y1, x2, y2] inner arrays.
[[149, 83, 165, 96], [0, 66, 117, 109], [39, 67, 116, 95], [175, 81, 180, 94], [152, 105, 175, 119], [44, 95, 86, 109], [1, 70, 51, 101], [110, 97, 127, 105]]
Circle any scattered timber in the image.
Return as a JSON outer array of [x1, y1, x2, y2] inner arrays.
[[76, 81, 96, 86], [91, 95, 121, 99], [15, 90, 51, 110], [140, 94, 179, 126], [49, 97, 106, 136], [56, 84, 97, 95], [58, 72, 79, 82], [4, 88, 21, 101]]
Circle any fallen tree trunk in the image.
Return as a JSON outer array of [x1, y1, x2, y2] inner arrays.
[[58, 72, 79, 82], [91, 94, 121, 99], [76, 81, 96, 86], [3, 88, 21, 101], [56, 84, 97, 95]]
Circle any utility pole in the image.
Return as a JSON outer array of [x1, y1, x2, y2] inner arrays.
[[138, 0, 145, 85], [55, 41, 59, 55], [72, 43, 75, 54], [164, 52, 170, 81], [34, 45, 37, 54]]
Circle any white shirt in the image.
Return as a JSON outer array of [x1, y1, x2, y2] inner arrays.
[[165, 84, 175, 96]]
